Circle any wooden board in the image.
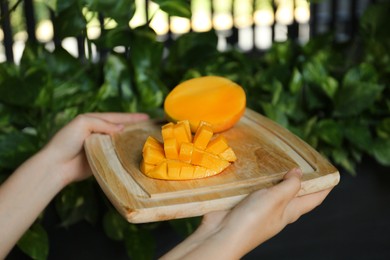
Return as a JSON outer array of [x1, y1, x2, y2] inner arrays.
[[84, 109, 340, 223]]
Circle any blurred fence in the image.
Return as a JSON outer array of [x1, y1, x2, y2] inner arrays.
[[0, 0, 374, 64]]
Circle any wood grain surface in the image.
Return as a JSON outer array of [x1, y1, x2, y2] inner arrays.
[[85, 109, 340, 223]]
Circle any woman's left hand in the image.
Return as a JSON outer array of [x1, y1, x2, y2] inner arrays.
[[43, 112, 149, 185]]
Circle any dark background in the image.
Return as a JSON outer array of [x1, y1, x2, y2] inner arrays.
[[8, 156, 390, 259]]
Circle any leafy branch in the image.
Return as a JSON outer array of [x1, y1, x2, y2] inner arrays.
[[0, 0, 389, 259]]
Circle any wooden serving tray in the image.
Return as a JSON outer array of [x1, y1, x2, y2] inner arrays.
[[84, 109, 339, 223]]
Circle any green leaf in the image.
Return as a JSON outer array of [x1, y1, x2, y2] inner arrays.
[[52, 5, 86, 38], [135, 73, 165, 109], [128, 27, 166, 109], [322, 76, 338, 99], [376, 118, 390, 139], [334, 64, 384, 116], [124, 227, 156, 260], [104, 54, 136, 104], [343, 62, 378, 83], [0, 66, 48, 108], [129, 27, 164, 70], [302, 58, 338, 99], [153, 0, 191, 18], [17, 223, 49, 260], [264, 41, 295, 65], [93, 26, 132, 49], [0, 131, 38, 170], [55, 181, 98, 227], [360, 2, 390, 39], [343, 120, 373, 151], [271, 80, 283, 105], [55, 0, 77, 13], [169, 217, 201, 238], [85, 0, 136, 24], [316, 119, 343, 147], [331, 149, 356, 175], [44, 47, 82, 76], [260, 102, 288, 127], [103, 209, 128, 241], [300, 116, 319, 147], [165, 31, 219, 79], [289, 68, 303, 94], [371, 138, 390, 166], [44, 0, 58, 12]]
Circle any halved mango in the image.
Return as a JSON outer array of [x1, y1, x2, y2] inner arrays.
[[140, 120, 237, 180], [164, 76, 246, 133]]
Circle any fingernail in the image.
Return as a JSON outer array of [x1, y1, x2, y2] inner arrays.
[[294, 168, 303, 178]]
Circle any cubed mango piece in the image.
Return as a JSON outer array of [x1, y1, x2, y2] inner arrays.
[[162, 122, 175, 141], [179, 142, 194, 163], [194, 166, 217, 178], [193, 124, 213, 150], [167, 161, 182, 179], [180, 165, 195, 179], [164, 138, 179, 160], [206, 135, 229, 155], [178, 120, 192, 141], [191, 147, 204, 166], [199, 151, 230, 173], [146, 161, 168, 179], [142, 136, 164, 153], [219, 147, 237, 162], [143, 146, 165, 164], [140, 119, 237, 180], [174, 121, 192, 145], [140, 159, 155, 174]]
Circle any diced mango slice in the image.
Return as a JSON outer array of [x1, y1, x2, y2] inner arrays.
[[180, 165, 195, 179], [147, 161, 168, 179], [206, 135, 229, 155], [194, 166, 217, 178], [178, 120, 192, 141], [167, 160, 182, 179], [142, 136, 164, 153], [174, 120, 192, 145], [162, 122, 175, 141], [140, 120, 237, 180], [179, 142, 193, 163], [193, 123, 213, 150], [143, 146, 165, 164], [191, 147, 204, 166], [219, 147, 237, 162], [197, 151, 230, 173], [140, 159, 155, 174], [164, 138, 179, 160]]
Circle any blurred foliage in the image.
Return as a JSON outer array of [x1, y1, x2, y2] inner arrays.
[[0, 0, 389, 259]]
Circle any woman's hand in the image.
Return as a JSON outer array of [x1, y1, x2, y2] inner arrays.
[[163, 168, 332, 259], [42, 113, 149, 185], [0, 112, 149, 258]]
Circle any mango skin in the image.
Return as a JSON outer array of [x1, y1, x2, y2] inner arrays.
[[164, 76, 246, 133]]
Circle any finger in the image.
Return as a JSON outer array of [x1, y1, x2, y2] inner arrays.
[[86, 112, 149, 124], [71, 114, 125, 137], [284, 188, 332, 224], [267, 168, 303, 203], [229, 168, 303, 223]]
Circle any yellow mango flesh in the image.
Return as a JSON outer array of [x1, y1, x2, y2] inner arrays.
[[164, 76, 246, 133], [140, 120, 237, 180], [193, 124, 213, 150], [206, 135, 229, 155]]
